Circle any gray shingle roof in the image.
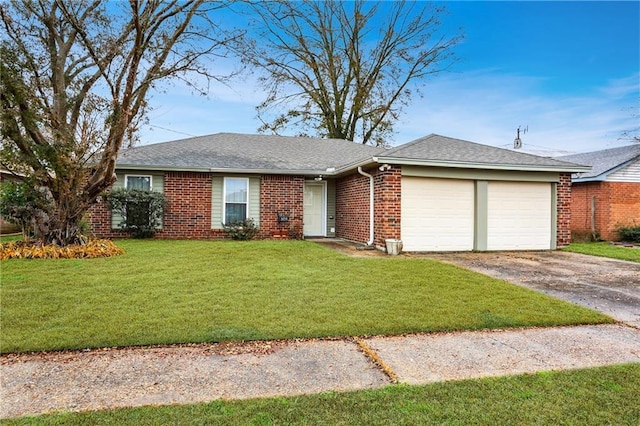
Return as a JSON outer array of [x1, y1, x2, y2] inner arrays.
[[117, 132, 589, 174], [118, 133, 384, 173], [378, 134, 587, 170], [556, 144, 640, 179]]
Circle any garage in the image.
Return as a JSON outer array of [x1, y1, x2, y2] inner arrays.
[[487, 181, 552, 250], [401, 177, 475, 251], [400, 176, 554, 252]]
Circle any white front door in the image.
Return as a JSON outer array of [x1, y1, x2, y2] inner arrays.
[[304, 182, 325, 236]]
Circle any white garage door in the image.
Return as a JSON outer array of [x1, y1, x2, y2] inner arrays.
[[401, 177, 475, 251], [487, 181, 552, 250]]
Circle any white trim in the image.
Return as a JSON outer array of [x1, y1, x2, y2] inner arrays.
[[124, 174, 153, 190], [223, 177, 249, 224], [373, 156, 591, 173]]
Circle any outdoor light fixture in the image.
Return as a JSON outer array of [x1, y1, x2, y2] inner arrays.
[[314, 175, 323, 181], [378, 164, 391, 171]]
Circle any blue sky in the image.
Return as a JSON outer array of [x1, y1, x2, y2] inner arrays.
[[138, 1, 639, 155]]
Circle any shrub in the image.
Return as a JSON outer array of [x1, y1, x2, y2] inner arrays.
[[0, 239, 124, 259], [222, 218, 260, 240], [0, 180, 52, 240], [106, 189, 167, 238], [617, 225, 640, 243]]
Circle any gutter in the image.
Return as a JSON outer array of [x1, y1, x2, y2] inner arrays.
[[372, 156, 592, 173], [357, 166, 375, 247], [115, 164, 334, 176]]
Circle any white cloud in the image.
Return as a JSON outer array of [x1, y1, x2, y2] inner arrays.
[[393, 70, 639, 154], [138, 67, 639, 154]]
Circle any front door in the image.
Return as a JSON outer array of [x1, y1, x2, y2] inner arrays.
[[303, 182, 325, 236]]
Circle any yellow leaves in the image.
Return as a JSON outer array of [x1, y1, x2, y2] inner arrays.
[[0, 240, 125, 260]]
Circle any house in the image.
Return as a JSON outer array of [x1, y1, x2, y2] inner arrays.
[[89, 133, 589, 251], [557, 145, 640, 241]]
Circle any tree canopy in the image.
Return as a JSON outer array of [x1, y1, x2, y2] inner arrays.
[[0, 0, 239, 245], [240, 0, 462, 146]]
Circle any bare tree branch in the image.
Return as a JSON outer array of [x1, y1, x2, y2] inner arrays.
[[0, 0, 241, 245], [239, 0, 462, 146]]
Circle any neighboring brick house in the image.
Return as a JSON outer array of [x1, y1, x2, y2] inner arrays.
[[89, 133, 587, 251], [558, 145, 640, 241]]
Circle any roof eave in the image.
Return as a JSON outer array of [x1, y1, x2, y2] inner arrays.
[[372, 156, 592, 173], [115, 163, 331, 176]]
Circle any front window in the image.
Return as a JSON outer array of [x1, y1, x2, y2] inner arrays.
[[224, 178, 248, 223], [125, 175, 151, 190]]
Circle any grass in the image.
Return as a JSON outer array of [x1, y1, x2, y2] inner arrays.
[[1, 240, 611, 353], [5, 364, 639, 425], [564, 242, 640, 263]]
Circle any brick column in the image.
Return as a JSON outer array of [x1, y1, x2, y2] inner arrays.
[[556, 172, 572, 247], [373, 166, 401, 248]]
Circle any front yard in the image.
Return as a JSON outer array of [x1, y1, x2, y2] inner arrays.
[[564, 242, 640, 263], [1, 240, 611, 353]]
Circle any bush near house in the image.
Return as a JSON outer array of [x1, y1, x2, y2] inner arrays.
[[222, 218, 260, 240], [106, 189, 167, 239], [617, 225, 640, 243]]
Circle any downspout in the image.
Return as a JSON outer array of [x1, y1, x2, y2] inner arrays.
[[357, 166, 375, 247]]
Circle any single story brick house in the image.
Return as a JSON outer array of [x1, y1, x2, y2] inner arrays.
[[557, 144, 640, 241], [89, 133, 589, 251]]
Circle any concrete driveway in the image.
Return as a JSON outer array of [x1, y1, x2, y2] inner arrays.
[[418, 251, 640, 327]]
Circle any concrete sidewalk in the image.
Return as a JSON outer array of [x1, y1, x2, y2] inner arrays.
[[2, 324, 639, 419]]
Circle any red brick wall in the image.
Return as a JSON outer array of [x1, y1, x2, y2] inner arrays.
[[336, 166, 401, 248], [259, 175, 304, 239], [336, 171, 371, 244], [90, 172, 309, 240], [610, 182, 640, 236], [373, 166, 401, 248], [156, 172, 215, 239], [89, 171, 216, 239], [571, 181, 640, 240], [88, 198, 124, 239], [556, 172, 572, 247]]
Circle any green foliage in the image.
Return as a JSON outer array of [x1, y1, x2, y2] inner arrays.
[[0, 179, 51, 240], [0, 1, 238, 246], [222, 218, 260, 240], [106, 189, 167, 238], [617, 225, 640, 243]]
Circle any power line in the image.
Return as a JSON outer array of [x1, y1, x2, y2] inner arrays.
[[147, 124, 196, 137]]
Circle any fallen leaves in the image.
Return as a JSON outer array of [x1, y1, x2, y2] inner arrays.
[[0, 239, 125, 260]]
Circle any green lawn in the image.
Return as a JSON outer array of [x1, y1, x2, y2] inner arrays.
[[564, 242, 640, 263], [6, 364, 639, 425], [1, 240, 611, 353]]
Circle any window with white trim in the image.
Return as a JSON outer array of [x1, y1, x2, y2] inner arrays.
[[224, 177, 248, 223], [125, 175, 152, 190]]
